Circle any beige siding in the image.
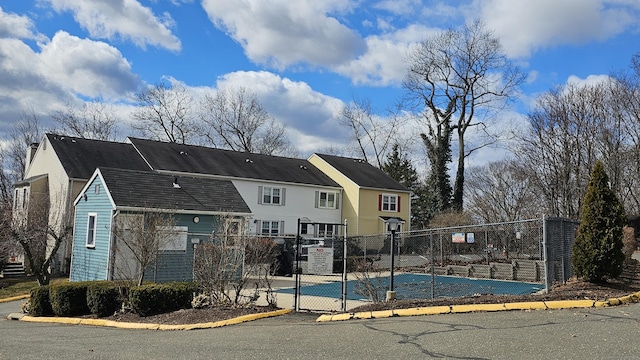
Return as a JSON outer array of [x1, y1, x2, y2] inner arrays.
[[309, 154, 411, 236]]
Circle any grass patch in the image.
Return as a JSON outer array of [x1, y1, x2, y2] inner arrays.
[[0, 277, 68, 299]]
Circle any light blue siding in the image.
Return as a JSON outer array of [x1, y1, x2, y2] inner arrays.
[[70, 175, 114, 282]]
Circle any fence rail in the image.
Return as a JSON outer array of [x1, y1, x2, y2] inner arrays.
[[272, 217, 578, 313]]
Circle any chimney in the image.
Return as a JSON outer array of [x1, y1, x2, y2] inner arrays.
[[25, 143, 39, 174]]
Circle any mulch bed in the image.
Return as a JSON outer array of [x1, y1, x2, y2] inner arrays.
[[72, 260, 640, 324]]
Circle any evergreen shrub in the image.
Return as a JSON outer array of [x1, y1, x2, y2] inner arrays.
[[28, 285, 52, 317], [572, 161, 626, 282], [129, 282, 198, 316], [86, 282, 124, 317], [49, 282, 91, 316]]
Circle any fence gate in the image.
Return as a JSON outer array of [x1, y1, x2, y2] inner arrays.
[[293, 219, 348, 312], [543, 217, 579, 288]]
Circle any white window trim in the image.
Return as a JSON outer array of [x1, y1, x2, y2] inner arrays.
[[86, 213, 97, 248], [258, 186, 285, 206], [381, 194, 398, 212], [318, 191, 337, 209], [260, 220, 281, 236]]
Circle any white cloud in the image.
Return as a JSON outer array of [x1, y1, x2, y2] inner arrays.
[[40, 31, 141, 98], [0, 6, 46, 41], [201, 0, 365, 68], [213, 71, 346, 152], [0, 30, 141, 134], [335, 24, 437, 86], [46, 0, 181, 51], [476, 0, 640, 58], [566, 74, 611, 87], [374, 0, 422, 16]]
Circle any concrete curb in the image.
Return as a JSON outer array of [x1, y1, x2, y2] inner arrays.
[[10, 308, 292, 331], [0, 294, 30, 303], [315, 291, 640, 322]]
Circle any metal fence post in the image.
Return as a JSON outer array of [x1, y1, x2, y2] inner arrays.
[[341, 219, 348, 312], [542, 215, 550, 293]]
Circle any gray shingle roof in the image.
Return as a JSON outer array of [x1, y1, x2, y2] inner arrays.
[[46, 134, 151, 179], [128, 137, 340, 187], [313, 154, 409, 192], [97, 167, 251, 214]]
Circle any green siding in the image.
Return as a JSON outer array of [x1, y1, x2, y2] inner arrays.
[[70, 175, 114, 282], [144, 214, 218, 283]]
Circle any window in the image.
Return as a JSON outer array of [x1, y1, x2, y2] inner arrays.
[[317, 191, 336, 209], [300, 223, 309, 235], [86, 213, 97, 248], [317, 224, 334, 237], [380, 194, 399, 212], [14, 189, 18, 209], [94, 184, 100, 194], [261, 221, 280, 236], [158, 226, 188, 251], [22, 188, 28, 209], [259, 186, 284, 205]]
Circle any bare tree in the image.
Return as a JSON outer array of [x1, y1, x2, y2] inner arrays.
[[197, 87, 293, 156], [404, 20, 524, 211], [465, 159, 541, 223], [193, 216, 278, 306], [3, 190, 72, 285], [131, 80, 195, 144], [611, 54, 640, 214], [338, 97, 400, 167], [51, 101, 120, 141], [112, 211, 178, 286], [517, 82, 614, 219], [0, 111, 46, 201]]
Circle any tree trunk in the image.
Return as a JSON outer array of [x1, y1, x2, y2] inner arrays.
[[452, 132, 465, 211]]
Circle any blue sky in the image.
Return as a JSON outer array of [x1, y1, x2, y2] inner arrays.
[[1, 0, 639, 163]]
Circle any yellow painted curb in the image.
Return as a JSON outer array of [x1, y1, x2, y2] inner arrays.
[[594, 301, 610, 308], [19, 308, 292, 331], [393, 306, 451, 317], [316, 313, 353, 322], [0, 294, 30, 303], [451, 303, 506, 313], [316, 294, 640, 322], [351, 311, 373, 320], [371, 310, 395, 318], [544, 300, 595, 309], [503, 301, 548, 310], [22, 315, 81, 325]]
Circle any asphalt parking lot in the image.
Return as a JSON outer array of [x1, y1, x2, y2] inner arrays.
[[3, 299, 640, 359]]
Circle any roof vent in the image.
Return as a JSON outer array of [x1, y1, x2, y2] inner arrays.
[[299, 165, 307, 170], [245, 158, 253, 163], [173, 177, 181, 189], [179, 151, 188, 156]]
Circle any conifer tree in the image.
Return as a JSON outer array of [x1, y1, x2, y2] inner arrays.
[[572, 161, 626, 283]]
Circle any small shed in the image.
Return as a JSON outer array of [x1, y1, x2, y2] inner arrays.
[[69, 167, 252, 283]]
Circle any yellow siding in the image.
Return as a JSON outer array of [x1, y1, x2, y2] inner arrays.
[[309, 154, 411, 236], [358, 189, 411, 235]]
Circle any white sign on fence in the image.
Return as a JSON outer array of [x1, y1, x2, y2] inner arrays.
[[307, 247, 334, 275]]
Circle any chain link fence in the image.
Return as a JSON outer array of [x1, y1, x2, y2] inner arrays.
[[270, 217, 578, 313]]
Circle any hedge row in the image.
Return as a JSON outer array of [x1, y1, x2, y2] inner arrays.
[[28, 281, 198, 318], [129, 282, 199, 316]]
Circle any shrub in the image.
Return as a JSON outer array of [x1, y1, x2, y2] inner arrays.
[[49, 282, 91, 316], [129, 282, 198, 316], [572, 161, 626, 282], [87, 282, 124, 317], [28, 286, 52, 317]]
